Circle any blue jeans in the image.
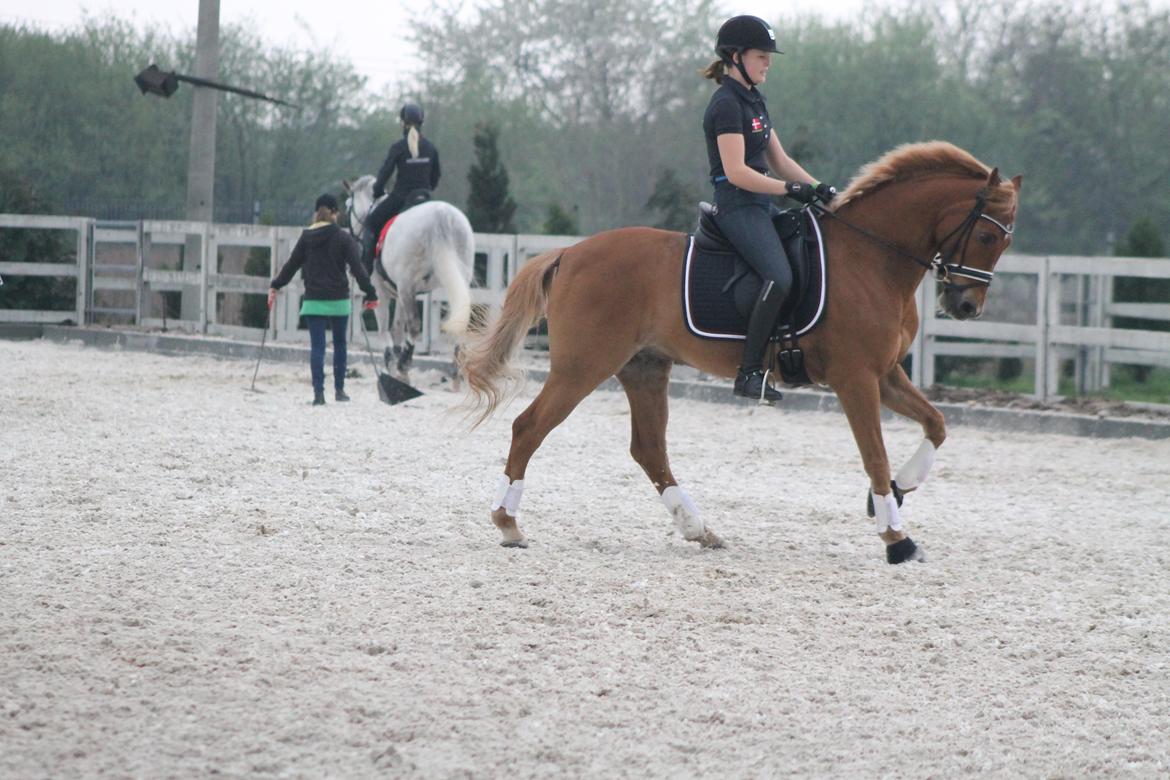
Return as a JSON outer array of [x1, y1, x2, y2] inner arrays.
[[305, 315, 348, 394]]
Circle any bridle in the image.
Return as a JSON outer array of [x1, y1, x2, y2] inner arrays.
[[817, 189, 1015, 292], [344, 194, 364, 239]]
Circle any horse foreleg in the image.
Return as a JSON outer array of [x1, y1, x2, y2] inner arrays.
[[371, 279, 392, 366], [389, 296, 413, 382], [879, 364, 946, 495], [835, 376, 923, 564], [616, 351, 722, 549]]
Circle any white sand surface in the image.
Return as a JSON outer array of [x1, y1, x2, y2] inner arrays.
[[2, 339, 1168, 778]]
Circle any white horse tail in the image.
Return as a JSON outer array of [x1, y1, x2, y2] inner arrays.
[[433, 206, 473, 336]]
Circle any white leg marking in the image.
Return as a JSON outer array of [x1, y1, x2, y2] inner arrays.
[[661, 485, 706, 541], [894, 439, 936, 492]]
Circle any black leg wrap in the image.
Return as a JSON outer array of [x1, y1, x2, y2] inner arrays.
[[886, 537, 918, 565]]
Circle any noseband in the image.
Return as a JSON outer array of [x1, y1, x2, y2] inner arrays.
[[819, 189, 1014, 292]]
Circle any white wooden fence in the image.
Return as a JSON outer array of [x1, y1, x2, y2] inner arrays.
[[2, 213, 1168, 401]]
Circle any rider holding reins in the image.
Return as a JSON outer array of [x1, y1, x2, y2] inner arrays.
[[703, 15, 836, 402], [360, 102, 442, 271]]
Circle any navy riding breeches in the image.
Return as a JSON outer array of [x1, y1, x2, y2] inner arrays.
[[712, 202, 792, 296]]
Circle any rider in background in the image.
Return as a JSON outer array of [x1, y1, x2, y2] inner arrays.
[[702, 15, 836, 403], [360, 102, 442, 271]]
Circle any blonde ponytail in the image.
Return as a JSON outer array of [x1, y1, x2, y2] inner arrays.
[[407, 126, 420, 158]]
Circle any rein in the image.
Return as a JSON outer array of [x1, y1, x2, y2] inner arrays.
[[816, 191, 1014, 291]]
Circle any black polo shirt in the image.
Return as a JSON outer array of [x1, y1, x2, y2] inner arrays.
[[702, 77, 773, 209]]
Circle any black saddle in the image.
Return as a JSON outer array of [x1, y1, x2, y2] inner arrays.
[[683, 202, 829, 385], [404, 188, 432, 208]]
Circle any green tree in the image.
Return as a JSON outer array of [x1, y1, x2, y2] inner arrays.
[[0, 170, 74, 314], [1113, 217, 1169, 381], [466, 122, 517, 233], [643, 169, 699, 232], [543, 202, 578, 235]]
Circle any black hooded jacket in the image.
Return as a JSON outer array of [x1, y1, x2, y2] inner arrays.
[[271, 222, 377, 301]]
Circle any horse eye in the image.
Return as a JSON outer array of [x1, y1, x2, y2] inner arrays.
[[978, 232, 996, 246]]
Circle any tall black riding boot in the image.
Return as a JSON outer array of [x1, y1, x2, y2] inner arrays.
[[734, 280, 787, 404], [360, 228, 377, 276]]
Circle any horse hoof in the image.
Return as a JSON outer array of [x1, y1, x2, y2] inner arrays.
[[697, 530, 725, 549], [886, 537, 924, 564], [500, 539, 529, 549]]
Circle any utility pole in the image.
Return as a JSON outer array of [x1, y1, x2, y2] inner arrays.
[[181, 0, 220, 323]]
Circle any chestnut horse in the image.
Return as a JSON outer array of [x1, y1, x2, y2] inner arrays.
[[460, 141, 1021, 563]]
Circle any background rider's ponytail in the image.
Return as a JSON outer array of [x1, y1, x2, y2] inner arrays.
[[407, 126, 420, 158]]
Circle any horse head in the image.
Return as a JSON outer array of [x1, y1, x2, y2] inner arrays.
[[342, 175, 378, 235], [935, 168, 1023, 321]]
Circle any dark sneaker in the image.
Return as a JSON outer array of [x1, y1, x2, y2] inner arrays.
[[734, 369, 783, 404], [312, 390, 326, 406], [335, 390, 351, 402]]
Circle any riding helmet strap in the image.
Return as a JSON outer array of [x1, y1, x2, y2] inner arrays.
[[733, 53, 756, 87]]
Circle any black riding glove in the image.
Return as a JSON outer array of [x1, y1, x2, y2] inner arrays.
[[813, 182, 838, 203], [784, 181, 817, 204]]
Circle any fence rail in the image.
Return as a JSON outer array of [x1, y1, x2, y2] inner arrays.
[[3, 213, 1168, 401]]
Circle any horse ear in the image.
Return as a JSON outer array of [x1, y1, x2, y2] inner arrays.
[[1010, 174, 1023, 191], [987, 167, 1001, 186], [342, 179, 352, 193]]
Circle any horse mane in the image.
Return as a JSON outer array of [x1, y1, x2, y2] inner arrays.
[[832, 141, 1015, 211]]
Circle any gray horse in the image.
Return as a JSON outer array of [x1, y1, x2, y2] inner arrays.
[[344, 176, 474, 382]]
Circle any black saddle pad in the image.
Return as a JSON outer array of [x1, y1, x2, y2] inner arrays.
[[682, 209, 828, 341]]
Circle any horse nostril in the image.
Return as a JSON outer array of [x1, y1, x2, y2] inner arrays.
[[959, 301, 977, 318]]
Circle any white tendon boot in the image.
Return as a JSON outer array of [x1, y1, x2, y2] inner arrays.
[[661, 485, 706, 542], [894, 439, 936, 492], [491, 475, 527, 547], [871, 491, 904, 535]]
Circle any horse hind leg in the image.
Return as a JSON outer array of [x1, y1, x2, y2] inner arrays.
[[616, 350, 723, 549], [490, 370, 606, 548]]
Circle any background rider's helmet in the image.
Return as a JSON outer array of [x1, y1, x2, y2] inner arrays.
[[400, 102, 425, 126], [715, 15, 782, 62]]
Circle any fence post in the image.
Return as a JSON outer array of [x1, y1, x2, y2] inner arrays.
[[1033, 256, 1049, 399], [1101, 274, 1114, 389], [269, 227, 280, 340], [911, 277, 929, 388], [200, 222, 211, 334], [134, 221, 146, 325], [75, 219, 91, 326]]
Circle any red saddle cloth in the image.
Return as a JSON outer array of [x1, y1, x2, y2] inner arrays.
[[375, 215, 399, 258]]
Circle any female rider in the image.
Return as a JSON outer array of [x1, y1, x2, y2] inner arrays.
[[702, 15, 835, 402], [360, 102, 442, 270]]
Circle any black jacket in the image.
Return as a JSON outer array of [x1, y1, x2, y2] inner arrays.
[[373, 136, 441, 199], [271, 222, 377, 301]]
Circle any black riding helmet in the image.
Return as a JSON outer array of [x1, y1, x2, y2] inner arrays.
[[715, 15, 782, 86], [400, 102, 424, 126]]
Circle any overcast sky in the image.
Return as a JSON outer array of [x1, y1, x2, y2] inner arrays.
[[4, 1, 871, 92]]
